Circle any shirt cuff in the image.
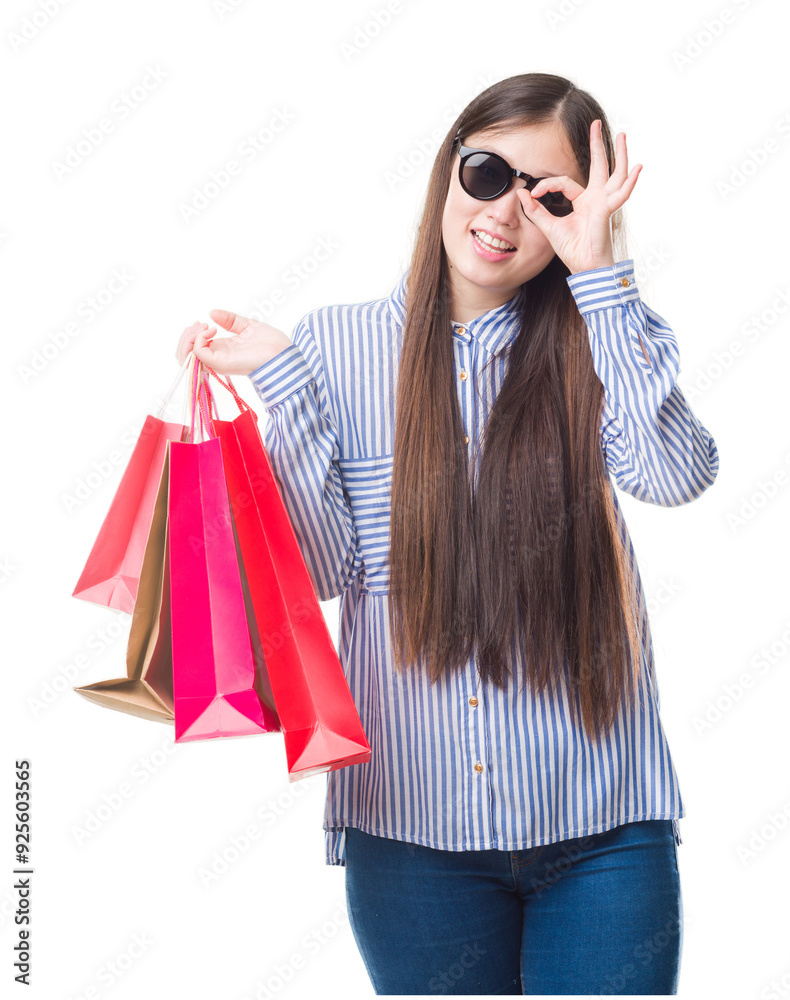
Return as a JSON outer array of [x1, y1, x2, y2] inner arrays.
[[565, 259, 640, 316], [247, 343, 315, 408]]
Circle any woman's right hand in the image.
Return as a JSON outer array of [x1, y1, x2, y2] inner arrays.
[[175, 309, 293, 376]]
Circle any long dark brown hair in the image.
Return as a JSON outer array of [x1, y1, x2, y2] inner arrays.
[[387, 72, 642, 743]]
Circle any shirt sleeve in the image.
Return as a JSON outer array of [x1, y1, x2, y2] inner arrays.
[[566, 259, 720, 507], [246, 315, 362, 601]]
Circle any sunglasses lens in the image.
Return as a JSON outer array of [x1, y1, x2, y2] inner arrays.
[[460, 152, 509, 199], [537, 190, 574, 217]]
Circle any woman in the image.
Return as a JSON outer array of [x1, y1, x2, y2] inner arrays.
[[176, 73, 718, 995]]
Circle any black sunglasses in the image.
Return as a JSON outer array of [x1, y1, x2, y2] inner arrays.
[[454, 137, 574, 218]]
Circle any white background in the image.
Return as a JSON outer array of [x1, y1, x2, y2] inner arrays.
[[3, 0, 789, 997]]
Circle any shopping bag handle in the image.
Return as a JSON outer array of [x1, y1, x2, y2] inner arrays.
[[155, 354, 192, 420], [186, 355, 217, 443], [203, 365, 251, 414], [184, 358, 253, 442]]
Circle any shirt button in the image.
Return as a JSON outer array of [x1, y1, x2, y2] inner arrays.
[[463, 434, 469, 444], [474, 762, 484, 773], [456, 326, 466, 335], [459, 370, 468, 381], [468, 696, 478, 706], [620, 277, 630, 287]]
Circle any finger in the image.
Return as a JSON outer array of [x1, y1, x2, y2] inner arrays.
[[623, 162, 641, 192], [517, 187, 556, 228], [175, 322, 206, 363], [175, 325, 196, 364], [588, 119, 609, 187], [191, 326, 218, 363], [209, 308, 249, 334], [610, 131, 629, 184], [528, 176, 584, 201], [608, 163, 642, 211]]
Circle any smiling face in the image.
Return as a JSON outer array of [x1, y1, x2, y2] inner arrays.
[[441, 120, 585, 323]]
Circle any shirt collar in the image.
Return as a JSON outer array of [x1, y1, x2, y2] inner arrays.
[[388, 266, 526, 356]]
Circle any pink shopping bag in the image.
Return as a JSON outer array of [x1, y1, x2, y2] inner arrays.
[[166, 356, 279, 742]]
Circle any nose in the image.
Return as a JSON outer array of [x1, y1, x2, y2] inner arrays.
[[485, 183, 527, 228]]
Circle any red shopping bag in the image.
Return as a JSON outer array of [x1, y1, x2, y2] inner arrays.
[[203, 366, 371, 780], [167, 359, 280, 742], [72, 360, 191, 613], [74, 455, 175, 723]]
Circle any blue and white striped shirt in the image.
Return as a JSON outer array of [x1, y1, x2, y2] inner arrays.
[[247, 259, 719, 867]]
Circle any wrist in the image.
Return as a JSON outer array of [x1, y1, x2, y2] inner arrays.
[[569, 256, 616, 275], [251, 336, 293, 371]]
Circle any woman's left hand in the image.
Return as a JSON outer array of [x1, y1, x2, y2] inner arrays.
[[516, 119, 642, 275]]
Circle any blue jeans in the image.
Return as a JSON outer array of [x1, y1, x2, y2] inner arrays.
[[344, 819, 682, 995]]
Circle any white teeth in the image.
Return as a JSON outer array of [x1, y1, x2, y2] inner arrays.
[[473, 230, 515, 251]]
